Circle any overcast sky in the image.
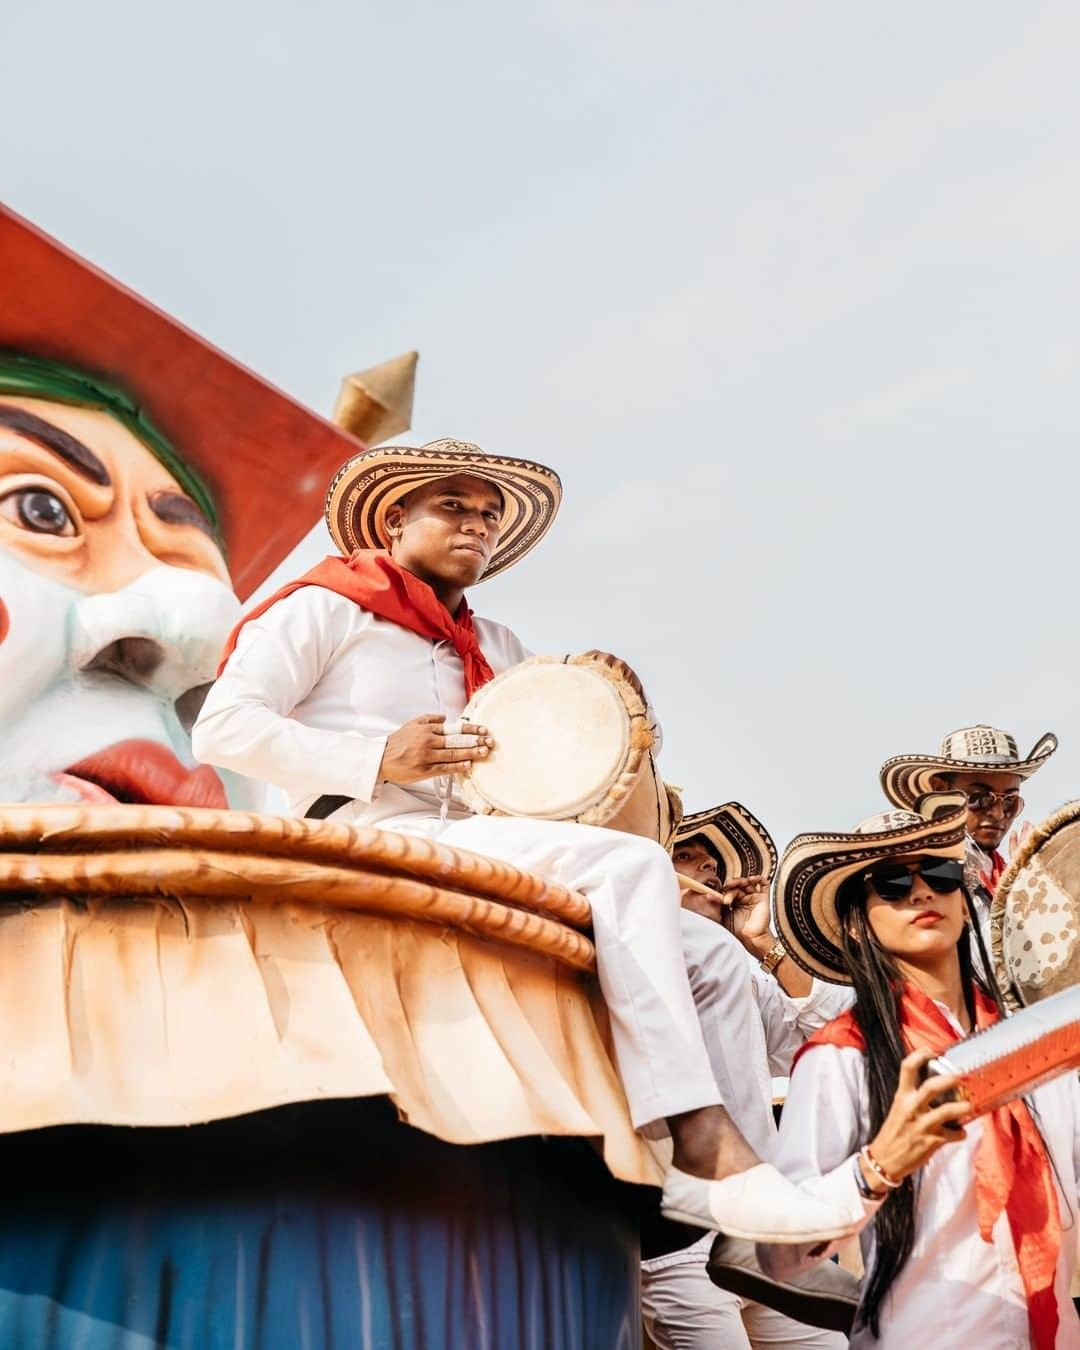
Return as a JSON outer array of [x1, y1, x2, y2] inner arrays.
[[7, 1, 1079, 850]]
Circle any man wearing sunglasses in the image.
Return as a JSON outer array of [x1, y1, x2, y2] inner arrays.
[[879, 725, 1058, 935]]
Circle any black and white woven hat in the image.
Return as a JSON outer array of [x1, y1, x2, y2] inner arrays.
[[773, 792, 968, 985], [673, 802, 777, 882], [325, 439, 562, 581], [880, 726, 1057, 811]]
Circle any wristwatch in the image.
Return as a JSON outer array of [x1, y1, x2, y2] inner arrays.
[[759, 940, 787, 977]]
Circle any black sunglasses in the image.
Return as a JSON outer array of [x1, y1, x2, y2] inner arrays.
[[863, 857, 966, 903]]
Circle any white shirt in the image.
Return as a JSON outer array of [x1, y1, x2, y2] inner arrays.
[[192, 586, 530, 826], [679, 909, 849, 1159], [773, 1001, 1080, 1349]]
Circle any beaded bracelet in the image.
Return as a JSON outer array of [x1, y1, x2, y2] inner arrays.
[[859, 1145, 901, 1191]]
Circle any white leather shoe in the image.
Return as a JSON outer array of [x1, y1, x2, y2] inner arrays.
[[660, 1163, 859, 1244]]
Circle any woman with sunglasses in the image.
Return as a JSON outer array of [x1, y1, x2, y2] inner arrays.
[[766, 796, 1080, 1349]]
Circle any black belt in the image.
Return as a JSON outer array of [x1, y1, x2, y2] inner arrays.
[[304, 794, 353, 820]]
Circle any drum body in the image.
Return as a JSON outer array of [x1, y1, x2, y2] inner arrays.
[[603, 749, 681, 848], [460, 655, 679, 845]]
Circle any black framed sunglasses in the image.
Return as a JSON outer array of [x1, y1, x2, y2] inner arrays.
[[863, 857, 966, 903]]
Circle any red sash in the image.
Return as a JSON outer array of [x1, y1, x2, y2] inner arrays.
[[797, 983, 1062, 1349], [979, 848, 1006, 895], [218, 551, 495, 698]]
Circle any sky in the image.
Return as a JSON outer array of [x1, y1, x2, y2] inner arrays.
[[6, 0, 1079, 849]]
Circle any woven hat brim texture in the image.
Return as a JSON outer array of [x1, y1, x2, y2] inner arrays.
[[324, 443, 561, 581], [773, 796, 968, 986], [880, 733, 1058, 811], [674, 802, 777, 882]]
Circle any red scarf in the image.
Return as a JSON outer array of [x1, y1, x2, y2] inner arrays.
[[797, 984, 1062, 1349], [218, 551, 495, 698], [979, 848, 1007, 896]]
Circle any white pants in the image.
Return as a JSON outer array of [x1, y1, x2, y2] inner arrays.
[[391, 811, 722, 1133], [642, 1237, 845, 1350]]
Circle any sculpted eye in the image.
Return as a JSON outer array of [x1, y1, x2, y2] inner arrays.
[[0, 487, 76, 537]]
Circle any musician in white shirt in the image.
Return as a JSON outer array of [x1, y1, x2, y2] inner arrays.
[[642, 808, 852, 1349], [765, 799, 1080, 1349], [192, 438, 859, 1245]]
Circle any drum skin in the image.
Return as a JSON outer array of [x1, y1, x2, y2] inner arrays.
[[0, 1098, 643, 1350], [461, 655, 678, 842]]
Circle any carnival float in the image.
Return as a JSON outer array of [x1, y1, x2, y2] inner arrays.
[[0, 205, 662, 1348]]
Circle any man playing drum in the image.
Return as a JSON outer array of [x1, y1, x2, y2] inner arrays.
[[193, 438, 858, 1244]]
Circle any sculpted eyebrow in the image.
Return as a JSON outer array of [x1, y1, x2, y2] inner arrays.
[[0, 404, 111, 486], [149, 489, 216, 538]]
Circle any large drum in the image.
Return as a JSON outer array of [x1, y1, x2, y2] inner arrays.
[[992, 800, 1080, 1009], [459, 653, 681, 847]]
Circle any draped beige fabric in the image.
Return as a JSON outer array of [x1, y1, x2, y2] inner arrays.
[[0, 805, 660, 1186]]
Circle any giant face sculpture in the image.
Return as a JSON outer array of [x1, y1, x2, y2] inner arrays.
[[0, 207, 414, 808], [0, 365, 246, 806]]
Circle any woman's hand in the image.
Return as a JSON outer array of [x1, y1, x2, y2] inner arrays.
[[861, 1048, 970, 1193], [379, 714, 494, 785]]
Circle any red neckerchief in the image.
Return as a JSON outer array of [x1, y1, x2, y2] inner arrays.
[[979, 848, 1007, 896], [796, 983, 1062, 1349], [218, 551, 495, 698]]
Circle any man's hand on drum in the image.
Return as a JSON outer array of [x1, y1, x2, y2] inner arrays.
[[379, 714, 494, 785]]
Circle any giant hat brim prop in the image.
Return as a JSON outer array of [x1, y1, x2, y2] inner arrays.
[[774, 793, 968, 986], [325, 439, 561, 581], [880, 732, 1058, 811], [674, 802, 777, 882], [0, 205, 413, 600], [992, 800, 1080, 1009]]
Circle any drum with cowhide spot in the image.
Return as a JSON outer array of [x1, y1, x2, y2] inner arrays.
[[992, 800, 1080, 1009]]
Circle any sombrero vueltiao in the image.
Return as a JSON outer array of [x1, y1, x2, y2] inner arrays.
[[325, 439, 562, 581], [674, 802, 777, 882], [880, 725, 1058, 812], [774, 792, 968, 985]]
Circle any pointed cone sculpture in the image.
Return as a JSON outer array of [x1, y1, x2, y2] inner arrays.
[[333, 350, 418, 447]]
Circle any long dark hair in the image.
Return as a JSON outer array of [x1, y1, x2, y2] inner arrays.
[[833, 875, 1005, 1338]]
